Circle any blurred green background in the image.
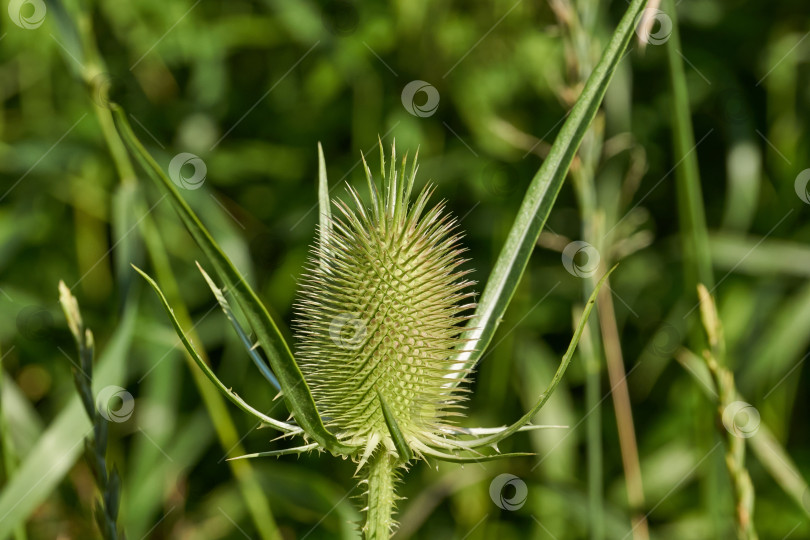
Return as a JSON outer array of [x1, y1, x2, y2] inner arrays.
[[1, 0, 809, 538]]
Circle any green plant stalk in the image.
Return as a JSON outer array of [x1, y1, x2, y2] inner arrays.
[[580, 315, 604, 540], [50, 4, 283, 537], [364, 453, 397, 539], [664, 0, 714, 293], [552, 2, 647, 536], [664, 3, 721, 534]]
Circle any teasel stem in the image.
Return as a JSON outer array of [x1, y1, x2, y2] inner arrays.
[[59, 282, 122, 540], [364, 452, 397, 540], [697, 285, 757, 540]]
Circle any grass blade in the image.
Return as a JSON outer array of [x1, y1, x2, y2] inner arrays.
[[453, 0, 649, 374], [112, 108, 354, 455], [665, 0, 714, 292]]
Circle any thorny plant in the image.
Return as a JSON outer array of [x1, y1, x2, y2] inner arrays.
[[107, 0, 649, 537], [132, 141, 611, 537]]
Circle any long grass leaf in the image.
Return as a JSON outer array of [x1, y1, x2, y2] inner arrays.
[[665, 0, 714, 292]]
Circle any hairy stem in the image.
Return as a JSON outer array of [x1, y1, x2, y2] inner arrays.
[[365, 452, 396, 539]]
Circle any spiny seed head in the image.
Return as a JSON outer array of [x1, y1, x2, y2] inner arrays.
[[293, 144, 476, 458]]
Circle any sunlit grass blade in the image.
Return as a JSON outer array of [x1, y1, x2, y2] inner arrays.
[[196, 262, 281, 392], [133, 265, 301, 435], [112, 107, 354, 455], [453, 0, 649, 375], [454, 266, 616, 450]]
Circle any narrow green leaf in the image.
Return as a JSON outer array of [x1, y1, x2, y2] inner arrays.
[[133, 265, 301, 435], [112, 108, 354, 455], [196, 263, 281, 391], [453, 0, 649, 375], [453, 266, 616, 450], [376, 389, 413, 462], [665, 0, 714, 293]]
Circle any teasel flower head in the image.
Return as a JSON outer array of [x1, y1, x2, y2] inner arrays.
[[294, 143, 477, 466]]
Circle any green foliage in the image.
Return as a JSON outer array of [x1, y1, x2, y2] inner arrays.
[[1, 0, 809, 538]]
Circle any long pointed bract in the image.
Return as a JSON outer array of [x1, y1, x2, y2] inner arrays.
[[452, 0, 649, 379], [113, 108, 355, 455]]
